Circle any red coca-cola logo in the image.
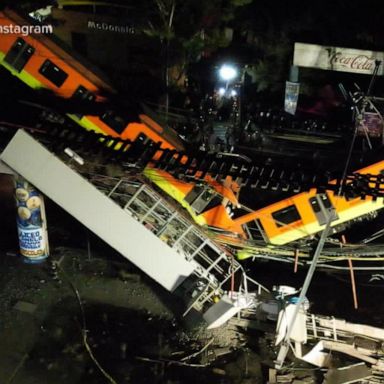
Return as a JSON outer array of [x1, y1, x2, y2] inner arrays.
[[329, 52, 375, 71]]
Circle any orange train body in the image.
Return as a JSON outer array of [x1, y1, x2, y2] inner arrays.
[[231, 160, 384, 245], [0, 8, 240, 232], [0, 9, 182, 150]]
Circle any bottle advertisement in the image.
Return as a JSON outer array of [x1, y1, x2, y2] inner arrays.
[[15, 176, 49, 262]]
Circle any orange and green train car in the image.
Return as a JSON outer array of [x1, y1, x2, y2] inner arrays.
[[0, 9, 182, 150], [234, 160, 384, 250], [0, 8, 240, 232]]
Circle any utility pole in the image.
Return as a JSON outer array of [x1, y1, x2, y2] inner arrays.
[[275, 196, 337, 369]]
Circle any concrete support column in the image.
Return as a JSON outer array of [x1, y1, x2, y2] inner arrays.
[[15, 176, 49, 263]]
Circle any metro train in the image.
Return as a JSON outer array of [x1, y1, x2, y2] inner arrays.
[[0, 7, 240, 232], [232, 160, 384, 246], [0, 9, 181, 150], [1, 7, 384, 247]]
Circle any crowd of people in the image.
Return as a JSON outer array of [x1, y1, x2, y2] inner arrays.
[[171, 90, 357, 152]]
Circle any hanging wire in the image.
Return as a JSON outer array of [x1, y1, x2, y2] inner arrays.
[[337, 61, 382, 196], [55, 261, 118, 384]]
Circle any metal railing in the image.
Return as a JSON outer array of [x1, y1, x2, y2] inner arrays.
[[78, 168, 268, 312]]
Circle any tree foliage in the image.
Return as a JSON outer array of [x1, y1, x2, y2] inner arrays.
[[231, 0, 384, 101], [143, 0, 253, 87]]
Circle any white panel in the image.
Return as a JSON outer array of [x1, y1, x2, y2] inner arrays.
[[1, 130, 196, 291], [301, 341, 330, 367], [275, 304, 307, 345], [323, 363, 371, 384], [0, 160, 15, 175], [318, 317, 384, 341], [203, 296, 241, 329]]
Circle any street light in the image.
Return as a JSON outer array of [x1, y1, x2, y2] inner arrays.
[[218, 64, 238, 82], [217, 64, 244, 141]]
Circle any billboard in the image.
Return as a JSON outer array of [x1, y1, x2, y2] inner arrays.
[[284, 81, 300, 115], [357, 112, 383, 138], [293, 42, 384, 75], [51, 8, 135, 35]]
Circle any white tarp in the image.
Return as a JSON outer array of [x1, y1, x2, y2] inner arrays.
[[275, 304, 307, 345], [300, 341, 330, 367], [293, 42, 384, 75], [203, 293, 252, 329]]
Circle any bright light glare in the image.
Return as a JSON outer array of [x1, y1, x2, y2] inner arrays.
[[230, 89, 237, 97], [218, 87, 226, 96], [219, 65, 237, 81]]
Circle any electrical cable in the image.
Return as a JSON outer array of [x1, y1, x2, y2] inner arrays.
[[55, 261, 118, 384]]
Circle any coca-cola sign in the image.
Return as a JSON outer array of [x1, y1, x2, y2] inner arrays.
[[293, 42, 384, 75]]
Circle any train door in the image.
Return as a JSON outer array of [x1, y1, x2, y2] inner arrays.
[[308, 193, 338, 226]]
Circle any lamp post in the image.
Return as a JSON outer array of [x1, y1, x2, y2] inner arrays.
[[218, 64, 238, 90], [218, 64, 243, 140]]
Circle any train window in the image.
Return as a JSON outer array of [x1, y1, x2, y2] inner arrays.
[[309, 197, 321, 213], [136, 132, 151, 144], [272, 205, 301, 227], [126, 132, 155, 161], [71, 85, 96, 119], [255, 218, 269, 244], [309, 194, 332, 213], [319, 193, 332, 209], [39, 59, 68, 87], [72, 85, 95, 102], [184, 185, 221, 215], [4, 38, 35, 72], [100, 111, 128, 134]]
